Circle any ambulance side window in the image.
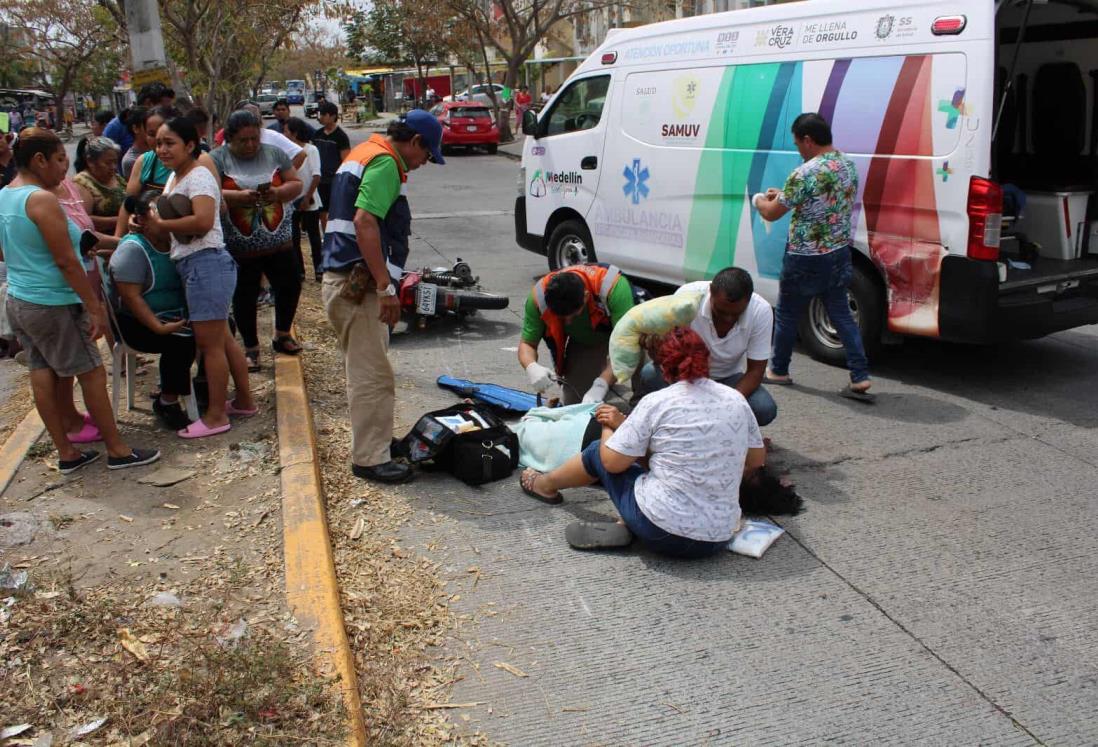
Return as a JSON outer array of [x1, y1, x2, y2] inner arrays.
[[543, 76, 610, 137]]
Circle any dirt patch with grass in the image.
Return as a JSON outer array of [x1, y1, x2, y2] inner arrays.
[[294, 289, 487, 745], [1, 336, 345, 743]]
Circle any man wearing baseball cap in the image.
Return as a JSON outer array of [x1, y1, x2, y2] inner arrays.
[[318, 110, 443, 484]]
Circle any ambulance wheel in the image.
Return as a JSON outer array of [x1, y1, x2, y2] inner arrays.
[[797, 264, 883, 367], [547, 220, 595, 270]]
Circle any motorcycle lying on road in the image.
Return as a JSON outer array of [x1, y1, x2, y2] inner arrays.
[[398, 259, 509, 328]]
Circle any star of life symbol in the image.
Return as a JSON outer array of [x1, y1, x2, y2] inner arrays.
[[623, 158, 650, 205]]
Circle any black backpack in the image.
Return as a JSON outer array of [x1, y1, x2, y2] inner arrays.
[[396, 404, 519, 486]]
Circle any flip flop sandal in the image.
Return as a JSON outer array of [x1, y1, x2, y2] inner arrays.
[[565, 521, 633, 550], [763, 374, 794, 386], [226, 399, 259, 417], [67, 422, 103, 444], [519, 469, 562, 505], [272, 335, 303, 355], [245, 348, 261, 373], [839, 384, 876, 404], [177, 419, 232, 439]]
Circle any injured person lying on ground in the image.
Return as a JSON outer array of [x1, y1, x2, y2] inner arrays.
[[518, 327, 802, 558]]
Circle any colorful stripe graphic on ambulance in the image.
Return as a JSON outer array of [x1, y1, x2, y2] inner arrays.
[[684, 53, 964, 336]]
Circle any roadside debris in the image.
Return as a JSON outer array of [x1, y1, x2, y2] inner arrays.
[[137, 467, 196, 487]]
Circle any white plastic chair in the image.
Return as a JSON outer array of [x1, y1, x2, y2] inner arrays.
[[100, 264, 199, 422]]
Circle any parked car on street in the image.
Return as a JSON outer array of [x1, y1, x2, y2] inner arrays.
[[304, 91, 328, 118], [446, 84, 510, 106], [431, 102, 499, 154], [256, 93, 279, 117]]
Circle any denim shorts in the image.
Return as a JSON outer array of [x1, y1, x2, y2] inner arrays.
[[176, 248, 237, 322], [579, 441, 726, 559]]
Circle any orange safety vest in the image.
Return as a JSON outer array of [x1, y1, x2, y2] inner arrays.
[[345, 133, 408, 183], [533, 263, 623, 374]]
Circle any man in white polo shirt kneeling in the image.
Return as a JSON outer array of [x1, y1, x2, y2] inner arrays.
[[637, 267, 777, 426]]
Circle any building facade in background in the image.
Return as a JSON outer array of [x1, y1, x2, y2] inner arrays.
[[529, 0, 797, 93]]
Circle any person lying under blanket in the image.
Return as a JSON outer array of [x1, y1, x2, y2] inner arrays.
[[518, 327, 802, 558]]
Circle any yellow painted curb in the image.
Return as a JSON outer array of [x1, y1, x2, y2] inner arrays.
[[275, 349, 369, 746], [0, 408, 45, 496]]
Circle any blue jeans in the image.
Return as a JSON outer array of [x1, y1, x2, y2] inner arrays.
[[770, 246, 870, 384], [638, 365, 777, 427], [579, 441, 726, 559]]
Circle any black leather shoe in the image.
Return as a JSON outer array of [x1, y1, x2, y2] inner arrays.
[[352, 460, 414, 484]]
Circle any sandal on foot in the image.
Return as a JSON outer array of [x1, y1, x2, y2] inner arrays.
[[244, 348, 261, 373], [272, 335, 303, 355], [226, 399, 259, 417], [519, 468, 562, 505], [763, 373, 794, 386], [565, 521, 633, 550], [67, 422, 102, 444], [839, 384, 876, 403], [177, 419, 232, 439], [59, 450, 100, 475]]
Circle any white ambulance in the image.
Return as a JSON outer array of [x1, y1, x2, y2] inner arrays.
[[514, 0, 1098, 363]]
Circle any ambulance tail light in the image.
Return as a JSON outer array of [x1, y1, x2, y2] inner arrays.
[[967, 176, 1003, 261]]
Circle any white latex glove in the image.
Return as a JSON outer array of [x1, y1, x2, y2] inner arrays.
[[525, 362, 554, 393], [581, 378, 610, 404]]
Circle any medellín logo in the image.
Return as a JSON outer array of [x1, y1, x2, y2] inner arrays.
[[876, 14, 895, 40], [529, 169, 547, 198], [623, 159, 650, 205], [531, 169, 582, 198]]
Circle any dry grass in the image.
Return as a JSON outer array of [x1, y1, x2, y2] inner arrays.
[[295, 289, 487, 745], [0, 364, 32, 445], [0, 566, 345, 745]]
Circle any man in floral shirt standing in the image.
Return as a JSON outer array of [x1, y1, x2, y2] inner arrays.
[[754, 112, 872, 401]]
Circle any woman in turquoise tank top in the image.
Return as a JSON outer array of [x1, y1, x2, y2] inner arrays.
[[0, 128, 159, 474]]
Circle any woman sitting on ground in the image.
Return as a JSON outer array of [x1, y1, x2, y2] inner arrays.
[[0, 128, 159, 473], [520, 327, 765, 558], [211, 109, 304, 369], [107, 189, 196, 431]]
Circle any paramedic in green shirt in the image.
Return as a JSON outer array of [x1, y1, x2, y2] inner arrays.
[[519, 263, 635, 405]]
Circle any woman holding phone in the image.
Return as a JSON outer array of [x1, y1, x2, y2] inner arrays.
[[0, 128, 159, 472], [145, 116, 255, 439], [210, 109, 303, 371]]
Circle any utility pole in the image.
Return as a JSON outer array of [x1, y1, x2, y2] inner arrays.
[[125, 0, 171, 92]]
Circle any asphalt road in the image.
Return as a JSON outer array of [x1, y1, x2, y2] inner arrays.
[[377, 150, 1098, 744], [20, 120, 1096, 742]]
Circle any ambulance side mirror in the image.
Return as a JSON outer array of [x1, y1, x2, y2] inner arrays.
[[522, 109, 539, 137]]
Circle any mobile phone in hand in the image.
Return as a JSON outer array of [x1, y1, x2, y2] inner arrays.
[[79, 230, 99, 255], [256, 181, 272, 193]]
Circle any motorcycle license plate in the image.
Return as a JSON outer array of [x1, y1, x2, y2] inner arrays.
[[467, 125, 478, 132], [416, 283, 439, 315]]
